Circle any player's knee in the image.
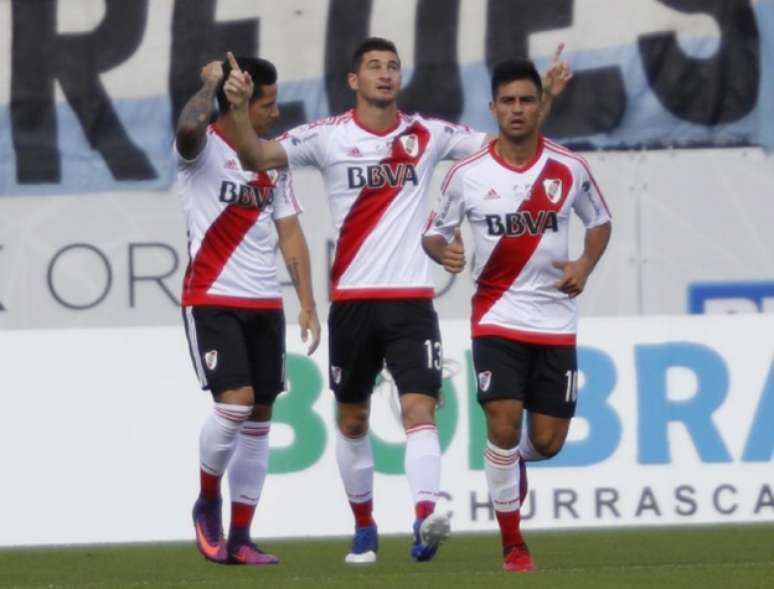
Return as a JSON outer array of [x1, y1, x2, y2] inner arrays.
[[488, 423, 520, 449], [216, 386, 255, 406], [338, 419, 368, 438], [250, 403, 272, 422], [400, 398, 436, 429], [531, 431, 565, 458], [337, 404, 369, 437]]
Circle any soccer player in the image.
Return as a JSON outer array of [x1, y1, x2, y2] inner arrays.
[[422, 59, 611, 572], [221, 41, 571, 564], [175, 56, 321, 566]]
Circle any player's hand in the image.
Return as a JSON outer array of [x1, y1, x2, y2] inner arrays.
[[552, 259, 591, 298], [224, 52, 254, 110], [442, 228, 466, 274], [299, 307, 321, 355], [543, 43, 573, 99], [200, 61, 224, 87]]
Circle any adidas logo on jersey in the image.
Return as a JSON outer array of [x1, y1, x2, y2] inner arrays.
[[224, 159, 239, 170], [347, 147, 363, 157], [484, 188, 501, 200]]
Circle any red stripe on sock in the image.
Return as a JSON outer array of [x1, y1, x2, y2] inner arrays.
[[406, 422, 437, 435], [415, 500, 435, 520], [495, 510, 525, 550], [350, 500, 376, 528], [200, 469, 221, 500], [231, 501, 257, 530], [485, 450, 519, 466]]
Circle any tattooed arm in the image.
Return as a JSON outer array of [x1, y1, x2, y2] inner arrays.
[[175, 61, 224, 160], [276, 215, 321, 355]]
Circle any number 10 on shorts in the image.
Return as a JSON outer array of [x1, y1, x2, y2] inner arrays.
[[565, 370, 578, 403]]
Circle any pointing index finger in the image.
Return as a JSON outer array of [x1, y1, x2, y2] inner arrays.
[[226, 51, 242, 73], [552, 43, 565, 64]]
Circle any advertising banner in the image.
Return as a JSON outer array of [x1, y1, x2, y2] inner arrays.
[[1, 314, 771, 546]]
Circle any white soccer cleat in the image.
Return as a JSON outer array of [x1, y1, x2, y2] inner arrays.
[[344, 525, 378, 564], [344, 550, 377, 564], [411, 511, 451, 561], [419, 511, 451, 547]]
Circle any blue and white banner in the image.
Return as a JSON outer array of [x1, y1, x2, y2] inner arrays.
[[1, 0, 773, 196]]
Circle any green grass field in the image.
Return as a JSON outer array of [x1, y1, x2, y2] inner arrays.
[[2, 525, 773, 589]]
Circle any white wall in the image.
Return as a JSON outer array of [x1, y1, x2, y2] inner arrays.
[[2, 147, 773, 330]]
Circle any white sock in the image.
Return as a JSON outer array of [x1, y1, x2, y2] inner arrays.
[[228, 421, 270, 506], [518, 424, 547, 462], [484, 441, 521, 512], [405, 423, 441, 509], [336, 429, 374, 504], [199, 403, 252, 476]]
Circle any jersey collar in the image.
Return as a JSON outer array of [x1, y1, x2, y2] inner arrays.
[[352, 108, 403, 136], [489, 135, 545, 173]]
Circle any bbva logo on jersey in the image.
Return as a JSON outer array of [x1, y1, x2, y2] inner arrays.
[[347, 164, 418, 190], [485, 211, 559, 237], [218, 180, 274, 209]]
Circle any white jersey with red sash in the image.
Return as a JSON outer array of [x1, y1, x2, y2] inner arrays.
[[425, 137, 611, 344], [278, 110, 486, 301], [174, 124, 302, 308]]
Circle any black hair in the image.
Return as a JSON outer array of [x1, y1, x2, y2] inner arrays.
[[350, 37, 399, 73], [490, 59, 542, 99], [216, 56, 277, 113]]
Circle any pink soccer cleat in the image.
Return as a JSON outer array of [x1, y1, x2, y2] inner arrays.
[[227, 533, 279, 565], [192, 497, 228, 564]]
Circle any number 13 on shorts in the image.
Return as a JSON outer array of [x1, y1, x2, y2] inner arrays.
[[424, 339, 442, 370]]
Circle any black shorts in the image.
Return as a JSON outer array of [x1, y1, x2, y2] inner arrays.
[[182, 305, 286, 403], [328, 299, 442, 403], [472, 336, 577, 418]]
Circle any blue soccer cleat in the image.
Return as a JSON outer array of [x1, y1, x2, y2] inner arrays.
[[344, 525, 378, 564], [410, 512, 450, 562]]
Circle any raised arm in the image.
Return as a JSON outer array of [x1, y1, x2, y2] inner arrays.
[[275, 215, 320, 355], [223, 52, 289, 172], [539, 43, 573, 127], [175, 61, 223, 160]]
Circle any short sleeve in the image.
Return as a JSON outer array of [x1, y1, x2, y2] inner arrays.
[[271, 168, 303, 220], [573, 162, 611, 228], [433, 120, 488, 161], [277, 121, 328, 169], [424, 166, 466, 242], [174, 134, 211, 172]]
